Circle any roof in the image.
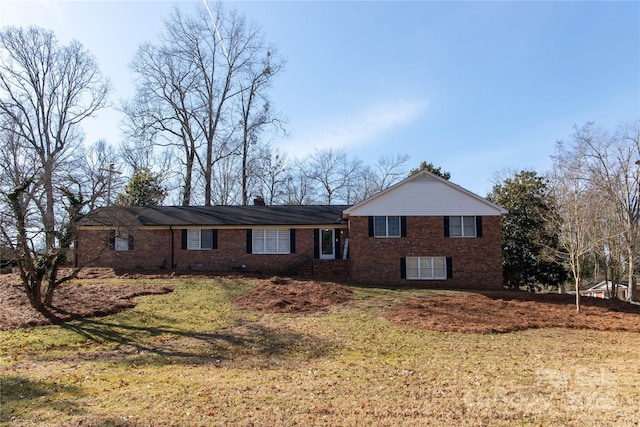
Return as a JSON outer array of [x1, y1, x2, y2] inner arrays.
[[343, 170, 508, 217], [79, 205, 349, 228], [581, 281, 627, 292]]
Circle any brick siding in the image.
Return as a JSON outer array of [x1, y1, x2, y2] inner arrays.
[[77, 227, 338, 276], [76, 215, 503, 289], [346, 216, 503, 289]]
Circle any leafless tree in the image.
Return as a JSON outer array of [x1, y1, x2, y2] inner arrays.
[[124, 3, 284, 206], [548, 141, 604, 311], [577, 122, 640, 302], [255, 148, 290, 205], [0, 26, 110, 311], [237, 49, 286, 205]]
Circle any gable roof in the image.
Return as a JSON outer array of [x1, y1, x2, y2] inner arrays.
[[343, 170, 508, 217], [80, 205, 349, 228]]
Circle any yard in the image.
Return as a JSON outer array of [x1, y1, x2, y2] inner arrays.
[[2, 270, 640, 426]]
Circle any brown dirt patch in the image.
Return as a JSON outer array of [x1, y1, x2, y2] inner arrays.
[[233, 276, 353, 313], [387, 291, 640, 334], [0, 275, 172, 330]]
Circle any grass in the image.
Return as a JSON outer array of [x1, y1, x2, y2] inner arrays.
[[2, 277, 640, 426]]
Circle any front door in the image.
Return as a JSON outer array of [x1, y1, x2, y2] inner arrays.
[[320, 229, 335, 260]]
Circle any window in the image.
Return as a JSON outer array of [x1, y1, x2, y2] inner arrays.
[[372, 216, 401, 237], [405, 257, 447, 280], [448, 216, 477, 237], [182, 229, 216, 250], [252, 228, 290, 254], [108, 230, 133, 251]]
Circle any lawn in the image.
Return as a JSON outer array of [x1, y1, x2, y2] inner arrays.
[[1, 274, 640, 426]]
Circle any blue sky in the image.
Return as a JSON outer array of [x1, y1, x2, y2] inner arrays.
[[1, 1, 638, 197]]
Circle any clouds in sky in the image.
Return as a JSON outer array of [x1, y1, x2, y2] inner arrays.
[[281, 100, 427, 158]]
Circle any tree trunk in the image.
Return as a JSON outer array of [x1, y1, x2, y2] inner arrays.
[[575, 276, 581, 312], [628, 249, 638, 301]]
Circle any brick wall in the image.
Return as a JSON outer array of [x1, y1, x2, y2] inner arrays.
[[347, 216, 503, 289], [77, 217, 503, 289], [76, 227, 341, 276]]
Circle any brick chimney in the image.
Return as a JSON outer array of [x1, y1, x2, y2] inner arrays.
[[253, 196, 265, 206]]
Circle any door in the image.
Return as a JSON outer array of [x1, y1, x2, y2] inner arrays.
[[320, 229, 335, 259]]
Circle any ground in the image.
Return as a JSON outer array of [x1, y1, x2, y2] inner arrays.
[[2, 269, 640, 333]]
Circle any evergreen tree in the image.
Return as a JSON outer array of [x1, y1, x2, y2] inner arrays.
[[408, 161, 451, 180], [488, 170, 568, 290], [116, 168, 166, 206]]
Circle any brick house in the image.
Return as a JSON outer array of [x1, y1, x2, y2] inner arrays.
[[76, 170, 507, 289]]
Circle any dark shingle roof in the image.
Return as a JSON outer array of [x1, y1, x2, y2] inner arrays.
[[81, 205, 349, 227]]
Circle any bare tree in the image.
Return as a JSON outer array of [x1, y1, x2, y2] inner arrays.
[[0, 26, 110, 311], [255, 148, 290, 205], [577, 122, 640, 302], [237, 49, 286, 205], [368, 153, 410, 194], [304, 148, 364, 204], [549, 142, 604, 311], [124, 3, 283, 206]]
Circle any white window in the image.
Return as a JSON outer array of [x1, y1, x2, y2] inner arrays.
[[187, 229, 214, 250], [253, 229, 290, 254], [449, 216, 476, 237], [115, 234, 130, 251], [406, 257, 447, 280], [110, 230, 133, 251], [374, 216, 401, 237]]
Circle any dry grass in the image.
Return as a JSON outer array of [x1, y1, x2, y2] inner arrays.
[[2, 274, 640, 426]]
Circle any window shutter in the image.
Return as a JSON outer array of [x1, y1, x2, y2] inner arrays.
[[212, 229, 218, 249], [476, 216, 483, 237], [334, 230, 341, 259], [290, 229, 296, 254], [313, 229, 319, 259], [446, 257, 453, 279], [400, 257, 407, 279], [368, 216, 374, 237], [401, 216, 407, 237], [181, 230, 187, 249], [128, 234, 135, 250], [444, 217, 450, 237], [108, 230, 115, 250], [246, 229, 252, 253]]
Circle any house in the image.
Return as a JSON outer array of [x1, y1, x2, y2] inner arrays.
[[581, 281, 632, 300], [75, 170, 508, 289]]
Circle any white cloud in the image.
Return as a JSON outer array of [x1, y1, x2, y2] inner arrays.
[[280, 100, 427, 158]]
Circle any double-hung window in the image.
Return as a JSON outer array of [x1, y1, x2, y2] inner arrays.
[[405, 257, 447, 280], [373, 216, 401, 238], [252, 228, 290, 254], [187, 229, 214, 250], [182, 229, 216, 250], [448, 216, 477, 237]]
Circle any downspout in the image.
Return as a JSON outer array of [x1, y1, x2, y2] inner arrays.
[[170, 226, 175, 270]]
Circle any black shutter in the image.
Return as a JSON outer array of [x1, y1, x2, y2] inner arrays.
[[334, 230, 341, 259], [400, 257, 407, 279], [368, 216, 374, 237], [128, 234, 134, 250], [476, 216, 483, 237], [290, 229, 296, 254], [108, 230, 115, 250], [313, 229, 319, 259], [446, 257, 453, 279], [444, 216, 450, 237], [212, 229, 218, 249], [246, 229, 253, 253], [400, 216, 407, 237], [181, 230, 187, 249]]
